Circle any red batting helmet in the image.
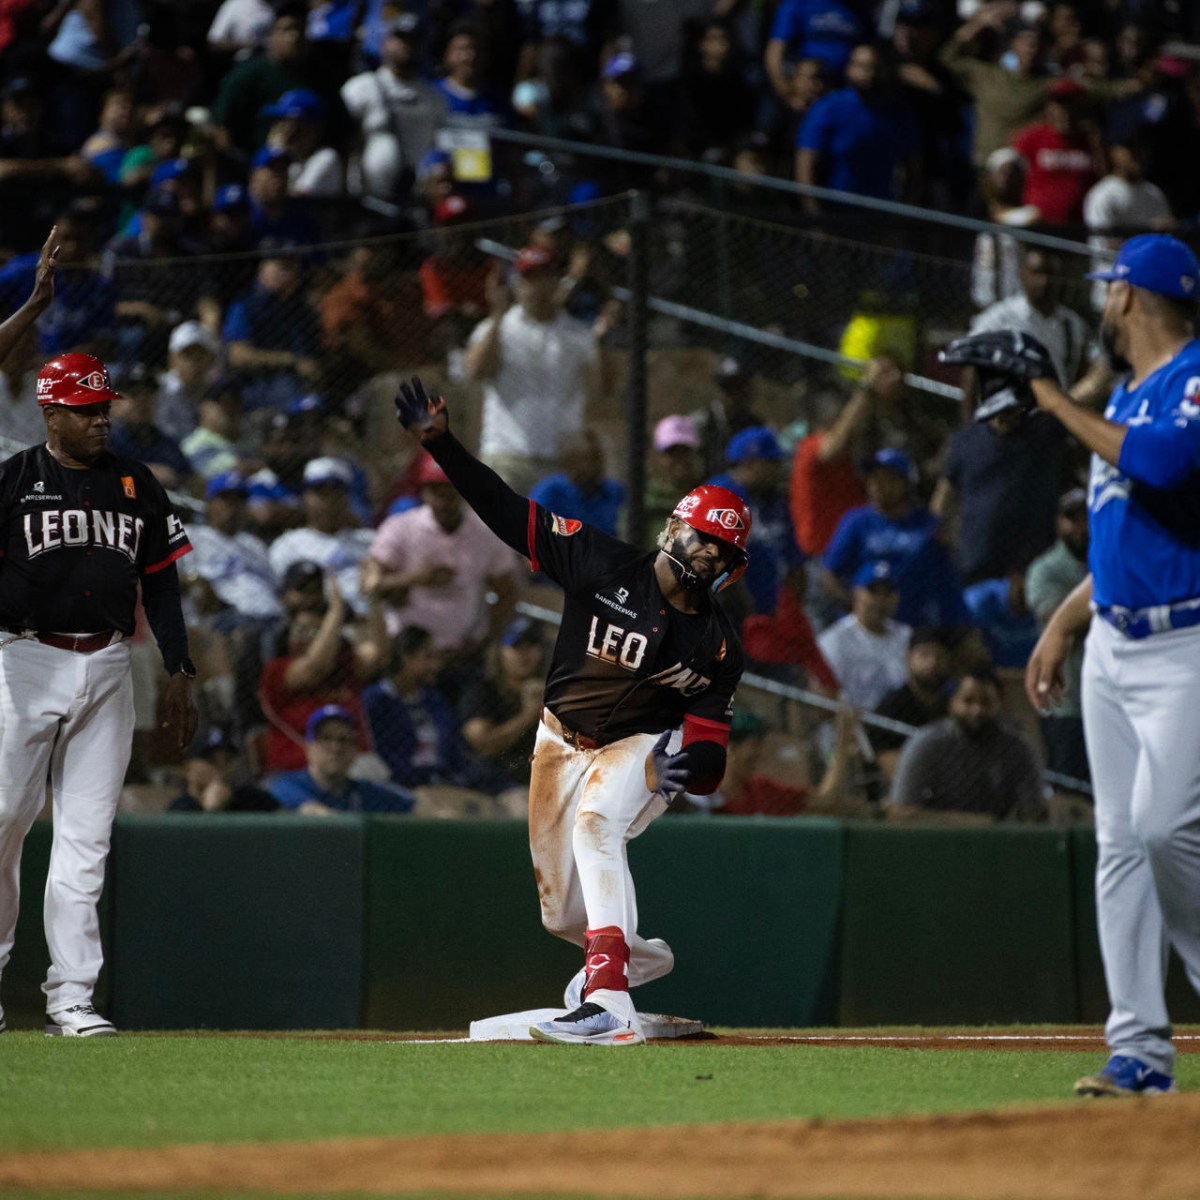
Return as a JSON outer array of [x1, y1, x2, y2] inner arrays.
[[670, 484, 751, 592], [36, 353, 123, 407]]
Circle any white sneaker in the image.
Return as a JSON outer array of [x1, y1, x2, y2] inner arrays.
[[45, 1004, 117, 1038], [563, 967, 585, 1010], [530, 1002, 644, 1046]]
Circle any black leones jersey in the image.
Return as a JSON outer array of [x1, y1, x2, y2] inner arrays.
[[0, 446, 193, 634], [425, 431, 744, 742], [529, 510, 744, 740]]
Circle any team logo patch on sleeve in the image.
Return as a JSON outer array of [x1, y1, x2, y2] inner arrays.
[[121, 475, 136, 499], [551, 514, 582, 536]]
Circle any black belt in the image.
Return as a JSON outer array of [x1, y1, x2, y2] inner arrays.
[[11, 631, 123, 654]]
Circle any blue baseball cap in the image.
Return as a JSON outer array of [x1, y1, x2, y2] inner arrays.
[[1085, 234, 1200, 301], [205, 470, 249, 500], [262, 89, 324, 123], [602, 52, 640, 80], [213, 183, 248, 212], [726, 425, 782, 464], [288, 393, 327, 417], [305, 705, 356, 742], [251, 145, 290, 171], [150, 157, 191, 187], [863, 447, 915, 480], [853, 560, 896, 590]]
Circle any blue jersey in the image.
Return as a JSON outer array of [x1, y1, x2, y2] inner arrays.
[[1089, 338, 1200, 612]]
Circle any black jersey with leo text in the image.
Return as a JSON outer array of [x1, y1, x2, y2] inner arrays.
[[425, 431, 744, 742], [528, 509, 744, 739], [0, 446, 193, 634]]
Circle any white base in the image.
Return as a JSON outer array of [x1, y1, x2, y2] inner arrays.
[[469, 1007, 704, 1041]]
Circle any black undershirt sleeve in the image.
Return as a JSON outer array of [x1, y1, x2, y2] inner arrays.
[[425, 432, 532, 557], [678, 740, 726, 795], [141, 562, 191, 675]]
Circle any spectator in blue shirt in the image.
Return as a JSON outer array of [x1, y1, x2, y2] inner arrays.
[[529, 429, 625, 537], [765, 0, 871, 92], [822, 448, 969, 633], [222, 246, 321, 410], [108, 363, 195, 492], [363, 626, 479, 790], [962, 573, 1040, 670], [271, 705, 418, 815], [706, 425, 806, 618], [435, 23, 509, 125], [795, 43, 920, 210], [247, 147, 323, 248]]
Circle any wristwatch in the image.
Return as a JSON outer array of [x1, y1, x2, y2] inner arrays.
[[174, 658, 197, 679]]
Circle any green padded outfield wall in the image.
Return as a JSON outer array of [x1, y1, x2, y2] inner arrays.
[[7, 821, 112, 1029], [109, 815, 365, 1029], [629, 816, 843, 1027], [365, 818, 580, 1029], [839, 825, 1078, 1025], [363, 815, 844, 1030]]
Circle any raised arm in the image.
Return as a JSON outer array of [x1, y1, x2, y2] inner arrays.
[[393, 376, 533, 558], [0, 227, 58, 367]]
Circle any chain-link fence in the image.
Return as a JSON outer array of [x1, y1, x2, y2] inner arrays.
[[0, 168, 1113, 822]]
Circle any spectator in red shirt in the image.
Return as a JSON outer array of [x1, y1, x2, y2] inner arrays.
[[790, 355, 919, 559], [1011, 78, 1103, 227], [257, 574, 387, 772], [418, 194, 493, 350]]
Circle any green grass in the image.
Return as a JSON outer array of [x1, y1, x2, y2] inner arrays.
[[5, 1033, 1198, 1153]]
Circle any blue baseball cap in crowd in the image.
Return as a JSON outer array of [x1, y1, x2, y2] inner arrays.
[[602, 52, 640, 80], [500, 616, 543, 647], [305, 705, 357, 742], [150, 157, 191, 187], [186, 724, 235, 760], [262, 89, 324, 123], [213, 183, 249, 212], [206, 470, 249, 500], [1085, 234, 1200, 301], [726, 425, 782, 464], [288, 393, 327, 417], [251, 144, 290, 171], [863, 447, 915, 480], [853, 560, 896, 590]]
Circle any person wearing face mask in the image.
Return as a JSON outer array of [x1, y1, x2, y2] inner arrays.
[[393, 375, 749, 1047]]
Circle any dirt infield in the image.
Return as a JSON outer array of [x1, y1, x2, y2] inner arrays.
[[2, 1093, 1198, 1198]]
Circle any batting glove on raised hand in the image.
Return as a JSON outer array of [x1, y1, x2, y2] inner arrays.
[[644, 731, 689, 799], [394, 375, 449, 444], [938, 330, 1059, 385]]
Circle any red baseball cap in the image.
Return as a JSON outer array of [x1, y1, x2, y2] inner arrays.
[[433, 194, 470, 225], [36, 354, 123, 407], [514, 246, 557, 275]]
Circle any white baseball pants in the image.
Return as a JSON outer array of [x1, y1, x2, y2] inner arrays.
[[0, 638, 134, 1013], [1083, 618, 1200, 1075], [528, 720, 679, 1028]]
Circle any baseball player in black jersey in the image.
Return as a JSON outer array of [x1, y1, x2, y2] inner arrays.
[[395, 377, 749, 1046], [0, 350, 198, 1038]]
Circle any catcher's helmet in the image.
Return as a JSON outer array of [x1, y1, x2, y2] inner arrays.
[[36, 353, 122, 407], [670, 484, 751, 592]]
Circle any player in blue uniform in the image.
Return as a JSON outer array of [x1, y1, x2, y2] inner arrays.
[[1019, 235, 1200, 1096]]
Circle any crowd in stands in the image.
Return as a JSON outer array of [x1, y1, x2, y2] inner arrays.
[[0, 0, 1180, 823]]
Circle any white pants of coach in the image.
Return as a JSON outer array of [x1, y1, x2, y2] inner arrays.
[[1083, 618, 1200, 1076], [0, 638, 133, 1013], [528, 719, 678, 1029]]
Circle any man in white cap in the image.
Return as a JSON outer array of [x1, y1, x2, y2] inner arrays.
[[156, 319, 222, 442], [267, 456, 375, 611]]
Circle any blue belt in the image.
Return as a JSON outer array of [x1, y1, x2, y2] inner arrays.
[[1097, 597, 1200, 640]]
